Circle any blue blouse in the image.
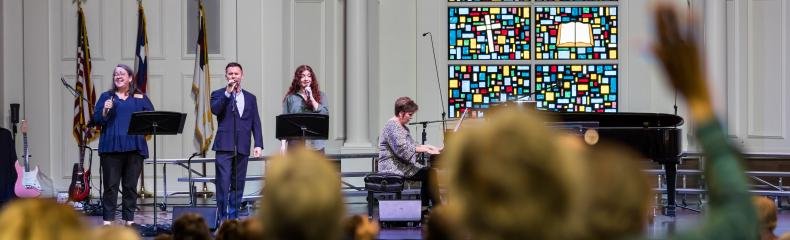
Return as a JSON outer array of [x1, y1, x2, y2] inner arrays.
[[92, 91, 154, 158]]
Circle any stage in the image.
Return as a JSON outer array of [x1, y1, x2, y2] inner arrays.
[[77, 195, 790, 239]]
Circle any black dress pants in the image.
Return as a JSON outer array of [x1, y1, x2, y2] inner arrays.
[[100, 151, 143, 221], [407, 167, 440, 207]]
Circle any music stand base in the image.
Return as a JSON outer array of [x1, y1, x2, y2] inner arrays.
[[136, 224, 172, 237]]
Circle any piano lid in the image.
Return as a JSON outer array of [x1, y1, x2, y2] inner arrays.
[[549, 112, 684, 128]]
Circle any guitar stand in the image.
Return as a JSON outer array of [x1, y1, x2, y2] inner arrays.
[[81, 146, 104, 216]]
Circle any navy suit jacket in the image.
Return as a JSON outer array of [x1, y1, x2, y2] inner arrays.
[[210, 88, 263, 156]]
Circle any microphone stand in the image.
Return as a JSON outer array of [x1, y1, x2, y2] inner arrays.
[[409, 119, 447, 164], [424, 32, 447, 136], [229, 89, 239, 221], [187, 152, 200, 206]]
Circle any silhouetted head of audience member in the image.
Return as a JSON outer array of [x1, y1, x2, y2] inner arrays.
[[343, 214, 379, 240], [171, 213, 211, 240], [441, 107, 588, 240], [753, 196, 779, 240], [241, 217, 265, 240], [260, 148, 345, 240], [153, 233, 174, 240], [423, 205, 462, 240], [216, 219, 243, 240], [0, 198, 88, 240], [92, 225, 141, 240], [581, 143, 652, 239]]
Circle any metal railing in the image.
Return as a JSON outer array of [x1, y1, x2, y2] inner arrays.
[[646, 152, 790, 211], [142, 152, 378, 207]]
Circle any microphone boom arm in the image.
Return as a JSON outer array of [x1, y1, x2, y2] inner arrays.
[[424, 32, 447, 136]]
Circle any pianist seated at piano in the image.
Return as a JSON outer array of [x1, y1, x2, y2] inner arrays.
[[377, 96, 442, 209]]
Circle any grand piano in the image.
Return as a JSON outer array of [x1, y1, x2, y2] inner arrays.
[[550, 112, 684, 216]]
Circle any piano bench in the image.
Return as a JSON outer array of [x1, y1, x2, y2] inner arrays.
[[364, 173, 406, 217]]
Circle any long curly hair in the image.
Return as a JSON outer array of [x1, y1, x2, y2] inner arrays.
[[284, 65, 322, 106]]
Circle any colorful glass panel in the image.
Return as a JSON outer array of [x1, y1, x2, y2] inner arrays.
[[534, 7, 618, 60], [449, 7, 530, 60], [448, 65, 531, 118], [534, 65, 617, 112]]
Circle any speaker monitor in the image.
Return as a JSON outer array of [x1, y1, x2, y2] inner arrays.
[[378, 200, 421, 222], [172, 206, 218, 229]]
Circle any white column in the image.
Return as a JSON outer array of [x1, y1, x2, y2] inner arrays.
[[704, 0, 727, 120], [342, 0, 373, 151]]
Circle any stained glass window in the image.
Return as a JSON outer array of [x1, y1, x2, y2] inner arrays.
[[534, 7, 618, 60], [448, 65, 531, 118], [447, 1, 619, 115], [449, 7, 530, 60], [534, 65, 617, 112]]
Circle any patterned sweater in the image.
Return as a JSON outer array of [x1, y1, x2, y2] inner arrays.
[[377, 118, 423, 177]]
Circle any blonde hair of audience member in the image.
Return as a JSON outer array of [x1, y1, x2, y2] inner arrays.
[[440, 107, 588, 240], [582, 144, 652, 239], [171, 213, 211, 240], [92, 225, 141, 240], [0, 198, 88, 240], [343, 214, 380, 240], [754, 196, 779, 240], [261, 148, 345, 240]]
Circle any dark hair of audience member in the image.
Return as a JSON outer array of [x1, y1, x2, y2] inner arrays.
[[440, 107, 588, 239], [0, 198, 88, 240], [171, 213, 211, 240], [216, 219, 243, 240], [260, 148, 345, 240], [153, 234, 174, 240]]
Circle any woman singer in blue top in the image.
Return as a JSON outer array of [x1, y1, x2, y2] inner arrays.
[[92, 64, 154, 226]]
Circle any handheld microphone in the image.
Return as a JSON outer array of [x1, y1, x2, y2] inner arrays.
[[305, 86, 312, 98], [422, 32, 430, 37]]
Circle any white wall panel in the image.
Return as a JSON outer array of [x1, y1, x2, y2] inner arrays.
[[747, 0, 786, 139]]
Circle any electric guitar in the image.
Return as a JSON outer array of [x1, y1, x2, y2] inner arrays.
[[68, 128, 91, 202], [14, 121, 42, 198]]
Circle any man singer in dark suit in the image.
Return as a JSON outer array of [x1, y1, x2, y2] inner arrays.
[[211, 62, 263, 222]]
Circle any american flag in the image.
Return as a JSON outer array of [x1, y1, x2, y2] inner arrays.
[[192, 1, 214, 155], [73, 5, 97, 145]]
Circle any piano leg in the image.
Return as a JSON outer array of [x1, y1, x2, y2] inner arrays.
[[664, 163, 677, 217]]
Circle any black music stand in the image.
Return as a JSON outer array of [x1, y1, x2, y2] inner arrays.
[[128, 111, 186, 236], [276, 113, 329, 142]]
